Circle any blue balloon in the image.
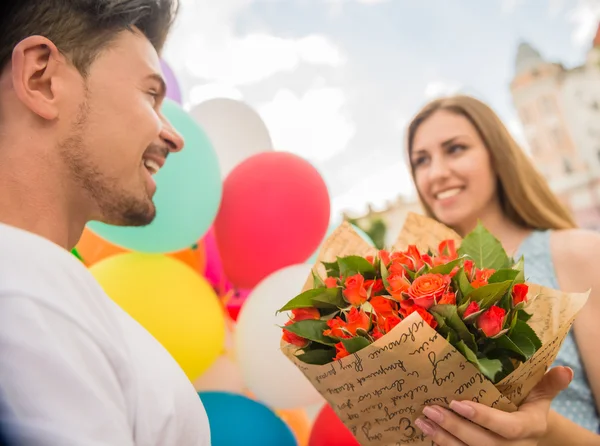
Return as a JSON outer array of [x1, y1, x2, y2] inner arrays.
[[307, 221, 375, 263], [88, 99, 222, 253], [199, 392, 297, 446]]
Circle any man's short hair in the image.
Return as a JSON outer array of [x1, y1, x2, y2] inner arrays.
[[0, 0, 179, 76]]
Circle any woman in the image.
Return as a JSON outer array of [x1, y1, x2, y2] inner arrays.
[[406, 95, 600, 445]]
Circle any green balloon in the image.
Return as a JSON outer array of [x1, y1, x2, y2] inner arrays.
[[88, 99, 222, 253]]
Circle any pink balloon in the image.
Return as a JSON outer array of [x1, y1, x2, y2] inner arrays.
[[215, 152, 330, 289], [203, 226, 231, 295]]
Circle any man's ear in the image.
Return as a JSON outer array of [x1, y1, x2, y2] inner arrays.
[[11, 36, 69, 121]]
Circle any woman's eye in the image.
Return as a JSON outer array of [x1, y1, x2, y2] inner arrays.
[[448, 144, 467, 154], [412, 156, 428, 167]]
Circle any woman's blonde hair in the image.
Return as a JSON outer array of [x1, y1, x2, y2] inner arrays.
[[406, 95, 577, 231]]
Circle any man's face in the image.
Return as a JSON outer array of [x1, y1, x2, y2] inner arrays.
[[59, 29, 184, 226]]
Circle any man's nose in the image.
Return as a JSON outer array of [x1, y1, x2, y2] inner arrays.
[[159, 115, 184, 153]]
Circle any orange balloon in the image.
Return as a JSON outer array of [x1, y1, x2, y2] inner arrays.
[[76, 228, 127, 266], [76, 228, 206, 273], [276, 408, 312, 446]]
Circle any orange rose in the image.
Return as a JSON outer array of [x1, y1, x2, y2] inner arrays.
[[342, 274, 368, 305], [438, 292, 456, 305], [323, 318, 349, 339], [386, 272, 410, 299], [512, 283, 528, 306], [325, 277, 338, 288], [406, 245, 426, 271], [379, 250, 391, 266], [464, 259, 474, 279], [382, 315, 402, 333], [364, 279, 384, 296], [407, 273, 450, 309], [438, 240, 457, 259], [403, 305, 437, 329], [281, 307, 321, 347], [291, 307, 320, 321], [372, 327, 384, 340], [345, 307, 371, 335], [471, 268, 495, 289], [389, 252, 415, 275], [282, 321, 309, 347], [334, 342, 350, 360], [370, 295, 397, 318]]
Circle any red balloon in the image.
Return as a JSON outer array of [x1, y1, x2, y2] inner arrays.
[[309, 405, 360, 446], [215, 152, 330, 289]]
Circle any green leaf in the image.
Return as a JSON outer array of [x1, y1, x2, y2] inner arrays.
[[295, 348, 336, 365], [283, 319, 337, 346], [511, 319, 542, 350], [455, 341, 503, 383], [494, 334, 528, 361], [312, 288, 348, 309], [514, 256, 525, 283], [277, 288, 342, 312], [341, 336, 372, 354], [322, 260, 340, 277], [455, 268, 473, 301], [517, 310, 533, 323], [380, 259, 390, 289], [467, 281, 513, 309], [509, 333, 536, 359], [337, 256, 376, 277], [312, 270, 326, 288], [430, 304, 477, 352], [488, 269, 519, 284], [429, 258, 463, 275], [458, 222, 510, 270], [402, 264, 416, 280]]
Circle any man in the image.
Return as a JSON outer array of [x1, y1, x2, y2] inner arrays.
[[0, 0, 210, 444]]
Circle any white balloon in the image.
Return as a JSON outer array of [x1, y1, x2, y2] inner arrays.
[[190, 98, 273, 178], [235, 263, 324, 410]]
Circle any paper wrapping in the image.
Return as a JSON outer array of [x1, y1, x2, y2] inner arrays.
[[283, 213, 590, 446]]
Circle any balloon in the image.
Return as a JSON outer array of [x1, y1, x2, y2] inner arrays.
[[88, 99, 222, 253], [190, 98, 273, 178], [307, 221, 374, 264], [235, 263, 324, 409], [215, 152, 330, 289], [90, 253, 225, 380], [224, 288, 250, 321], [199, 392, 297, 446], [277, 408, 312, 446], [309, 405, 359, 446], [193, 321, 245, 394], [76, 227, 206, 272], [202, 226, 229, 294], [160, 59, 182, 104]]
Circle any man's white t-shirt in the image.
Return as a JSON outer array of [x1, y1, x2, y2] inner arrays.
[[0, 223, 211, 445]]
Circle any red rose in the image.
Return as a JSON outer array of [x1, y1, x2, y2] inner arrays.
[[438, 292, 456, 305], [406, 245, 426, 271], [372, 327, 384, 340], [343, 274, 368, 305], [382, 315, 402, 333], [291, 307, 320, 321], [323, 318, 348, 339], [345, 307, 371, 335], [463, 301, 481, 319], [438, 240, 457, 259], [370, 295, 397, 318], [403, 305, 437, 329], [334, 342, 350, 360], [407, 273, 450, 309], [477, 305, 506, 337], [386, 272, 411, 300], [471, 268, 495, 289], [282, 321, 309, 347], [512, 283, 529, 306], [325, 277, 338, 288], [364, 279, 385, 296], [421, 254, 434, 267], [379, 250, 391, 266], [464, 259, 474, 279], [365, 255, 374, 265]]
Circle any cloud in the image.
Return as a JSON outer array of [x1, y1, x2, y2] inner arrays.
[[501, 0, 525, 14], [257, 85, 356, 163], [567, 0, 600, 48], [424, 80, 463, 99], [187, 83, 244, 108], [163, 0, 345, 87]]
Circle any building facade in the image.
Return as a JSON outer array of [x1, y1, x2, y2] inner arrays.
[[510, 25, 600, 229]]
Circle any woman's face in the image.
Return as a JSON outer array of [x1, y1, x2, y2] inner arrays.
[[410, 110, 499, 232]]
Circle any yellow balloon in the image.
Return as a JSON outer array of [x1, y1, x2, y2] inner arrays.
[[89, 252, 225, 381]]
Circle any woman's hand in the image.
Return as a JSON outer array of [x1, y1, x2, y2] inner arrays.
[[414, 366, 573, 445]]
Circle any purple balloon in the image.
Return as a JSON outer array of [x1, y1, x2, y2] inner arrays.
[[160, 59, 182, 104]]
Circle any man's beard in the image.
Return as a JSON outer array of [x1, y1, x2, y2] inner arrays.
[[58, 99, 156, 227]]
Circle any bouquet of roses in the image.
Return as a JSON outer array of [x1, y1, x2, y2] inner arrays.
[[278, 213, 589, 446]]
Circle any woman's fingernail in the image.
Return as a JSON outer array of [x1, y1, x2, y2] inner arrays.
[[450, 400, 476, 419], [422, 406, 444, 424], [414, 417, 436, 436]]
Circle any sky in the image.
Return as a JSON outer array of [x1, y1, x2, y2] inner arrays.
[[162, 0, 600, 219]]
